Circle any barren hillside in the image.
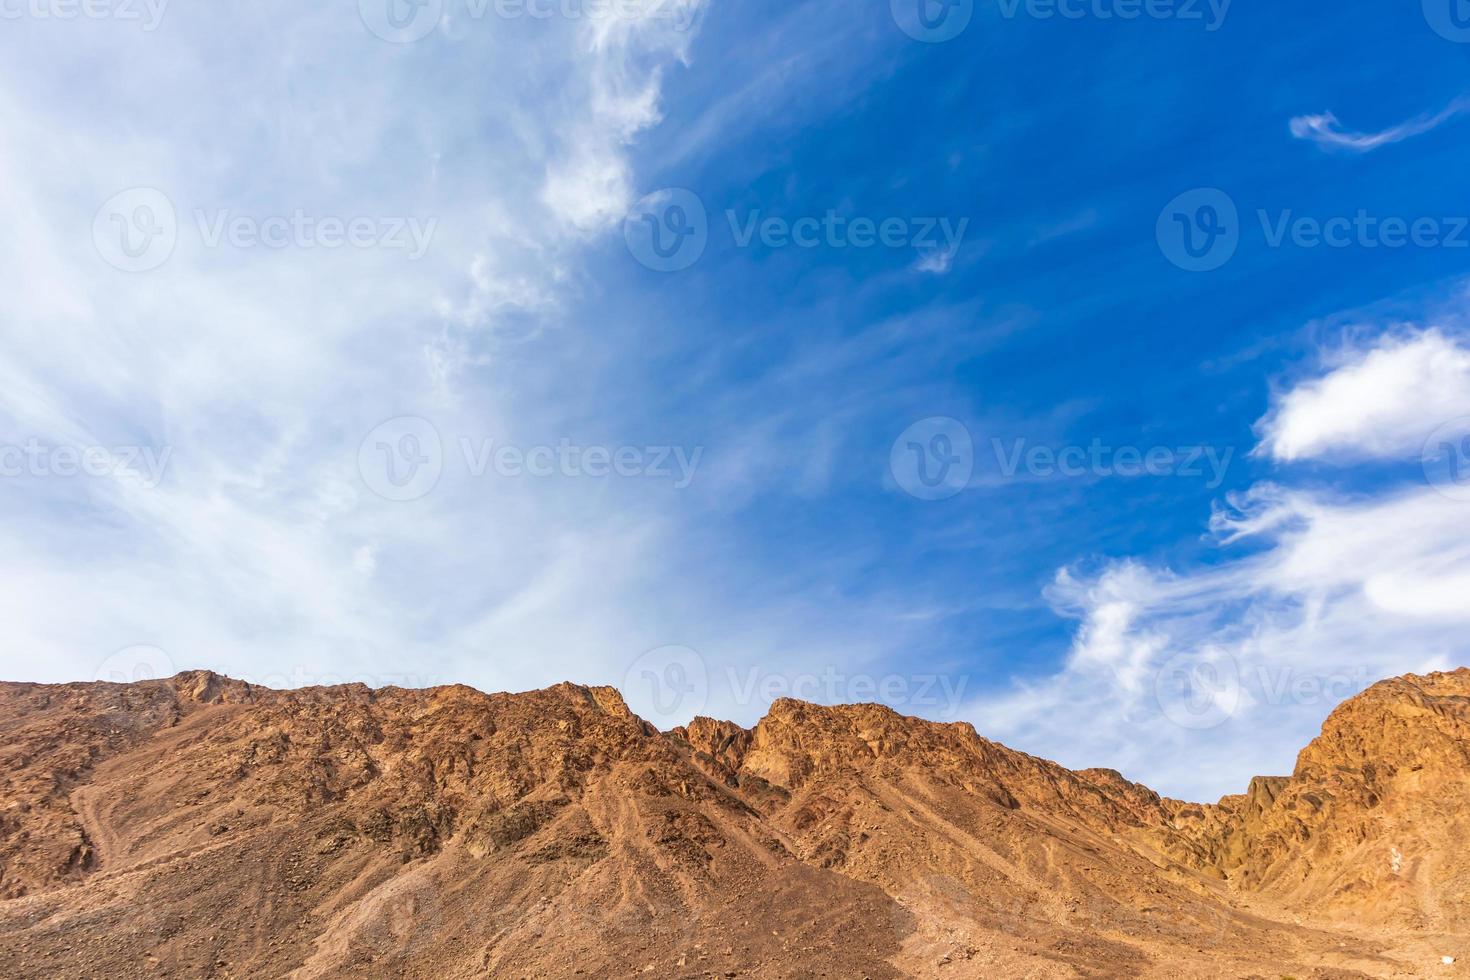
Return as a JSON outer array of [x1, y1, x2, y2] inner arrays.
[[2, 669, 1467, 978]]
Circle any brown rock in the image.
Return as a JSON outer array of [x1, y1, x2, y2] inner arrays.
[[1, 669, 1466, 978]]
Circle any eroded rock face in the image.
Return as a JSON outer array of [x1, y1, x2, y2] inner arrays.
[[0, 669, 1466, 978], [668, 715, 752, 787], [1167, 670, 1470, 929], [0, 676, 906, 979]]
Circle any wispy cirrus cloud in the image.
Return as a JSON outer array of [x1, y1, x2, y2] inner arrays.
[[0, 2, 731, 693], [0, 0, 939, 730], [1289, 96, 1468, 152]]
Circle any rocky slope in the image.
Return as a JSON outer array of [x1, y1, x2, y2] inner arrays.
[[1, 669, 1467, 978], [1165, 670, 1470, 930]]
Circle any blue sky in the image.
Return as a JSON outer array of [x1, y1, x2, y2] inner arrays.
[[3, 0, 1470, 801]]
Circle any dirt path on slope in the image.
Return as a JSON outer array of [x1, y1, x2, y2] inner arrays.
[[68, 784, 125, 872]]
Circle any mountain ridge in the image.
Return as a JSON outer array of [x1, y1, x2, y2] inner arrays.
[[2, 667, 1467, 977]]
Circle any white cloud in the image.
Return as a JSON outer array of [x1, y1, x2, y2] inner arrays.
[[973, 482, 1470, 802], [541, 0, 702, 231], [1289, 96, 1468, 153], [971, 321, 1470, 802], [1255, 329, 1470, 462], [912, 249, 956, 275]]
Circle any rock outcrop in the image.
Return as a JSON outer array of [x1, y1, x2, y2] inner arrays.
[[1168, 670, 1470, 931]]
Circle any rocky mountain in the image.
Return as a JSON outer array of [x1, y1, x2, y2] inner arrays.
[[1165, 671, 1470, 930], [1, 668, 1467, 978]]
